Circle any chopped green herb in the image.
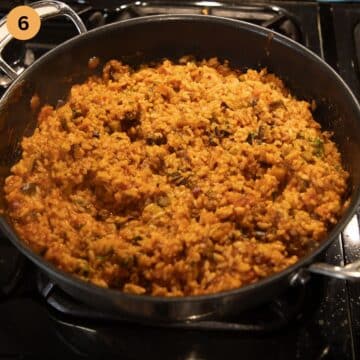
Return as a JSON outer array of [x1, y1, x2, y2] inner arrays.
[[313, 137, 324, 157], [257, 125, 266, 140], [268, 100, 285, 112], [131, 235, 143, 244], [92, 130, 100, 138], [168, 171, 188, 186], [156, 195, 170, 207], [220, 101, 230, 110], [118, 255, 135, 269], [246, 132, 257, 145], [60, 117, 69, 132], [271, 190, 279, 201], [250, 98, 258, 107], [71, 107, 83, 118], [214, 126, 231, 139], [300, 179, 310, 192], [79, 263, 90, 277], [146, 132, 167, 145], [335, 164, 342, 172], [208, 136, 219, 146]]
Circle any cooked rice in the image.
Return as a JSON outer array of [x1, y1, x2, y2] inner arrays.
[[4, 57, 349, 296]]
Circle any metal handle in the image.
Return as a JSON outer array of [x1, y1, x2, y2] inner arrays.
[[308, 261, 360, 281], [308, 214, 360, 281], [0, 1, 86, 86]]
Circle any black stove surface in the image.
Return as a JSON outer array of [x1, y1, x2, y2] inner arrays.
[[0, 1, 360, 359]]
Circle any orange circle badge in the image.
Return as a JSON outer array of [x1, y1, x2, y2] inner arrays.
[[6, 6, 41, 41]]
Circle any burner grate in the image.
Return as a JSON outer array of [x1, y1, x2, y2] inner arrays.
[[113, 2, 302, 42]]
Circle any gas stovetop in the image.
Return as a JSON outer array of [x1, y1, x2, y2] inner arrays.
[[1, 1, 360, 359]]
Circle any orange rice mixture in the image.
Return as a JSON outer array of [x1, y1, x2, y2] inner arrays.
[[4, 58, 349, 296]]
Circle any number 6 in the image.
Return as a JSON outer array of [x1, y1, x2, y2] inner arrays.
[[18, 15, 29, 31]]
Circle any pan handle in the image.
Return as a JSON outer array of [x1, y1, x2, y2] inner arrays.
[[308, 261, 360, 280], [0, 1, 86, 86], [307, 214, 360, 281]]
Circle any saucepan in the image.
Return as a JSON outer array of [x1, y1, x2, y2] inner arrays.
[[0, 1, 359, 322]]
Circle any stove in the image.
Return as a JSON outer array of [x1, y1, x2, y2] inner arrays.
[[1, 1, 360, 359]]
